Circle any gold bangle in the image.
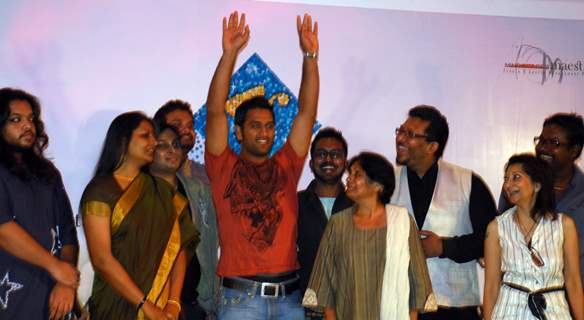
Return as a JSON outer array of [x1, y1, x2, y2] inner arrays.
[[167, 299, 181, 312]]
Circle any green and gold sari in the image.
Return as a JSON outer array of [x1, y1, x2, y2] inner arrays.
[[81, 172, 198, 320]]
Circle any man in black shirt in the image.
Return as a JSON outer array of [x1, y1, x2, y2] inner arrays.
[[0, 88, 80, 319], [391, 105, 497, 320], [297, 127, 353, 319]]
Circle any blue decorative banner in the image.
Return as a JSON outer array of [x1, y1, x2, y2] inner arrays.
[[191, 53, 321, 163]]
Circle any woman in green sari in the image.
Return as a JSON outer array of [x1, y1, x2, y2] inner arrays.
[[81, 112, 198, 320]]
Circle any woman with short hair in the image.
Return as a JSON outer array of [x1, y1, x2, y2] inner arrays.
[[303, 151, 436, 320]]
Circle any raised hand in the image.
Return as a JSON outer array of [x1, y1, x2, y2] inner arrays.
[[296, 14, 319, 55], [222, 11, 250, 54]]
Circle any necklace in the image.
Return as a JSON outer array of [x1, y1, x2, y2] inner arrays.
[[515, 213, 538, 241]]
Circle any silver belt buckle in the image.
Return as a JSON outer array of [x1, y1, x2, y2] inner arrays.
[[260, 282, 280, 298]]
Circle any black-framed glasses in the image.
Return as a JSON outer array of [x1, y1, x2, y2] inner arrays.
[[314, 149, 343, 160], [395, 127, 430, 140], [533, 136, 568, 149], [527, 240, 545, 267]]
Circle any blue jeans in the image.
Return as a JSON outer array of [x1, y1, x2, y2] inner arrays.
[[218, 286, 305, 320]]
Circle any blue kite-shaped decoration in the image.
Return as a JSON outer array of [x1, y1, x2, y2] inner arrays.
[[191, 53, 321, 163]]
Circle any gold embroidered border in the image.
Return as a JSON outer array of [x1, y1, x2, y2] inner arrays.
[[137, 193, 186, 319], [81, 201, 111, 218], [110, 174, 144, 233]]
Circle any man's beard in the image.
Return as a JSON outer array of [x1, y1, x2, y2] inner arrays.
[[396, 156, 407, 166], [315, 173, 343, 185], [180, 135, 195, 153], [313, 164, 344, 185], [6, 142, 34, 155]]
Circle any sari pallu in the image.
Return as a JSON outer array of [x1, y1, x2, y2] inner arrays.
[[81, 172, 198, 320]]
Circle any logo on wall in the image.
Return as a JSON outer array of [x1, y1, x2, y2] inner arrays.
[[504, 43, 583, 84], [190, 53, 321, 163]]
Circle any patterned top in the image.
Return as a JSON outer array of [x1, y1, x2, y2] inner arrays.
[[205, 141, 305, 276], [305, 206, 434, 319], [492, 207, 571, 319]]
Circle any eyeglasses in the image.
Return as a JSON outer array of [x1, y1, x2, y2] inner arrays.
[[157, 140, 181, 152], [314, 149, 343, 160], [533, 136, 569, 149], [527, 240, 545, 267], [395, 127, 430, 140]]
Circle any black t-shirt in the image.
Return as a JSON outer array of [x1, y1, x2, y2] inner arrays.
[[0, 165, 78, 319]]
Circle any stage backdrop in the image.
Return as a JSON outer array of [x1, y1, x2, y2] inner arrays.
[[1, 0, 583, 302]]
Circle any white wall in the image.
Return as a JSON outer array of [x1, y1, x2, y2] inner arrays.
[[1, 0, 583, 301]]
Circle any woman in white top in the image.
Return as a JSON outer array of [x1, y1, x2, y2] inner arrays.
[[484, 153, 583, 320]]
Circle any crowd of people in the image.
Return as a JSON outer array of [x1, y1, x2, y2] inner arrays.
[[1, 10, 583, 320]]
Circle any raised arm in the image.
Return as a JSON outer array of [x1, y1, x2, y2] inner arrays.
[[288, 14, 320, 157], [205, 11, 250, 156]]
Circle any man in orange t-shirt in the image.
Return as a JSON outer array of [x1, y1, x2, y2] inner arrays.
[[204, 11, 319, 320]]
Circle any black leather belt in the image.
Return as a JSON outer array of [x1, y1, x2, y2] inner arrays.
[[503, 282, 565, 320], [221, 276, 300, 298]]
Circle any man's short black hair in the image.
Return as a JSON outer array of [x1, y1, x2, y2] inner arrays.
[[543, 112, 584, 158], [408, 105, 449, 159], [310, 127, 348, 158], [234, 97, 274, 127], [155, 123, 180, 138], [153, 99, 194, 129]]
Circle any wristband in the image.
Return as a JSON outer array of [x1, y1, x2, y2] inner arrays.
[[167, 299, 182, 312], [304, 51, 318, 59], [136, 295, 147, 312]]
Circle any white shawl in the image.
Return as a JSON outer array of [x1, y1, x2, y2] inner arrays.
[[380, 204, 411, 319]]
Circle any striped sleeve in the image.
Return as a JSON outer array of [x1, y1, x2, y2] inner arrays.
[[303, 215, 338, 309]]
